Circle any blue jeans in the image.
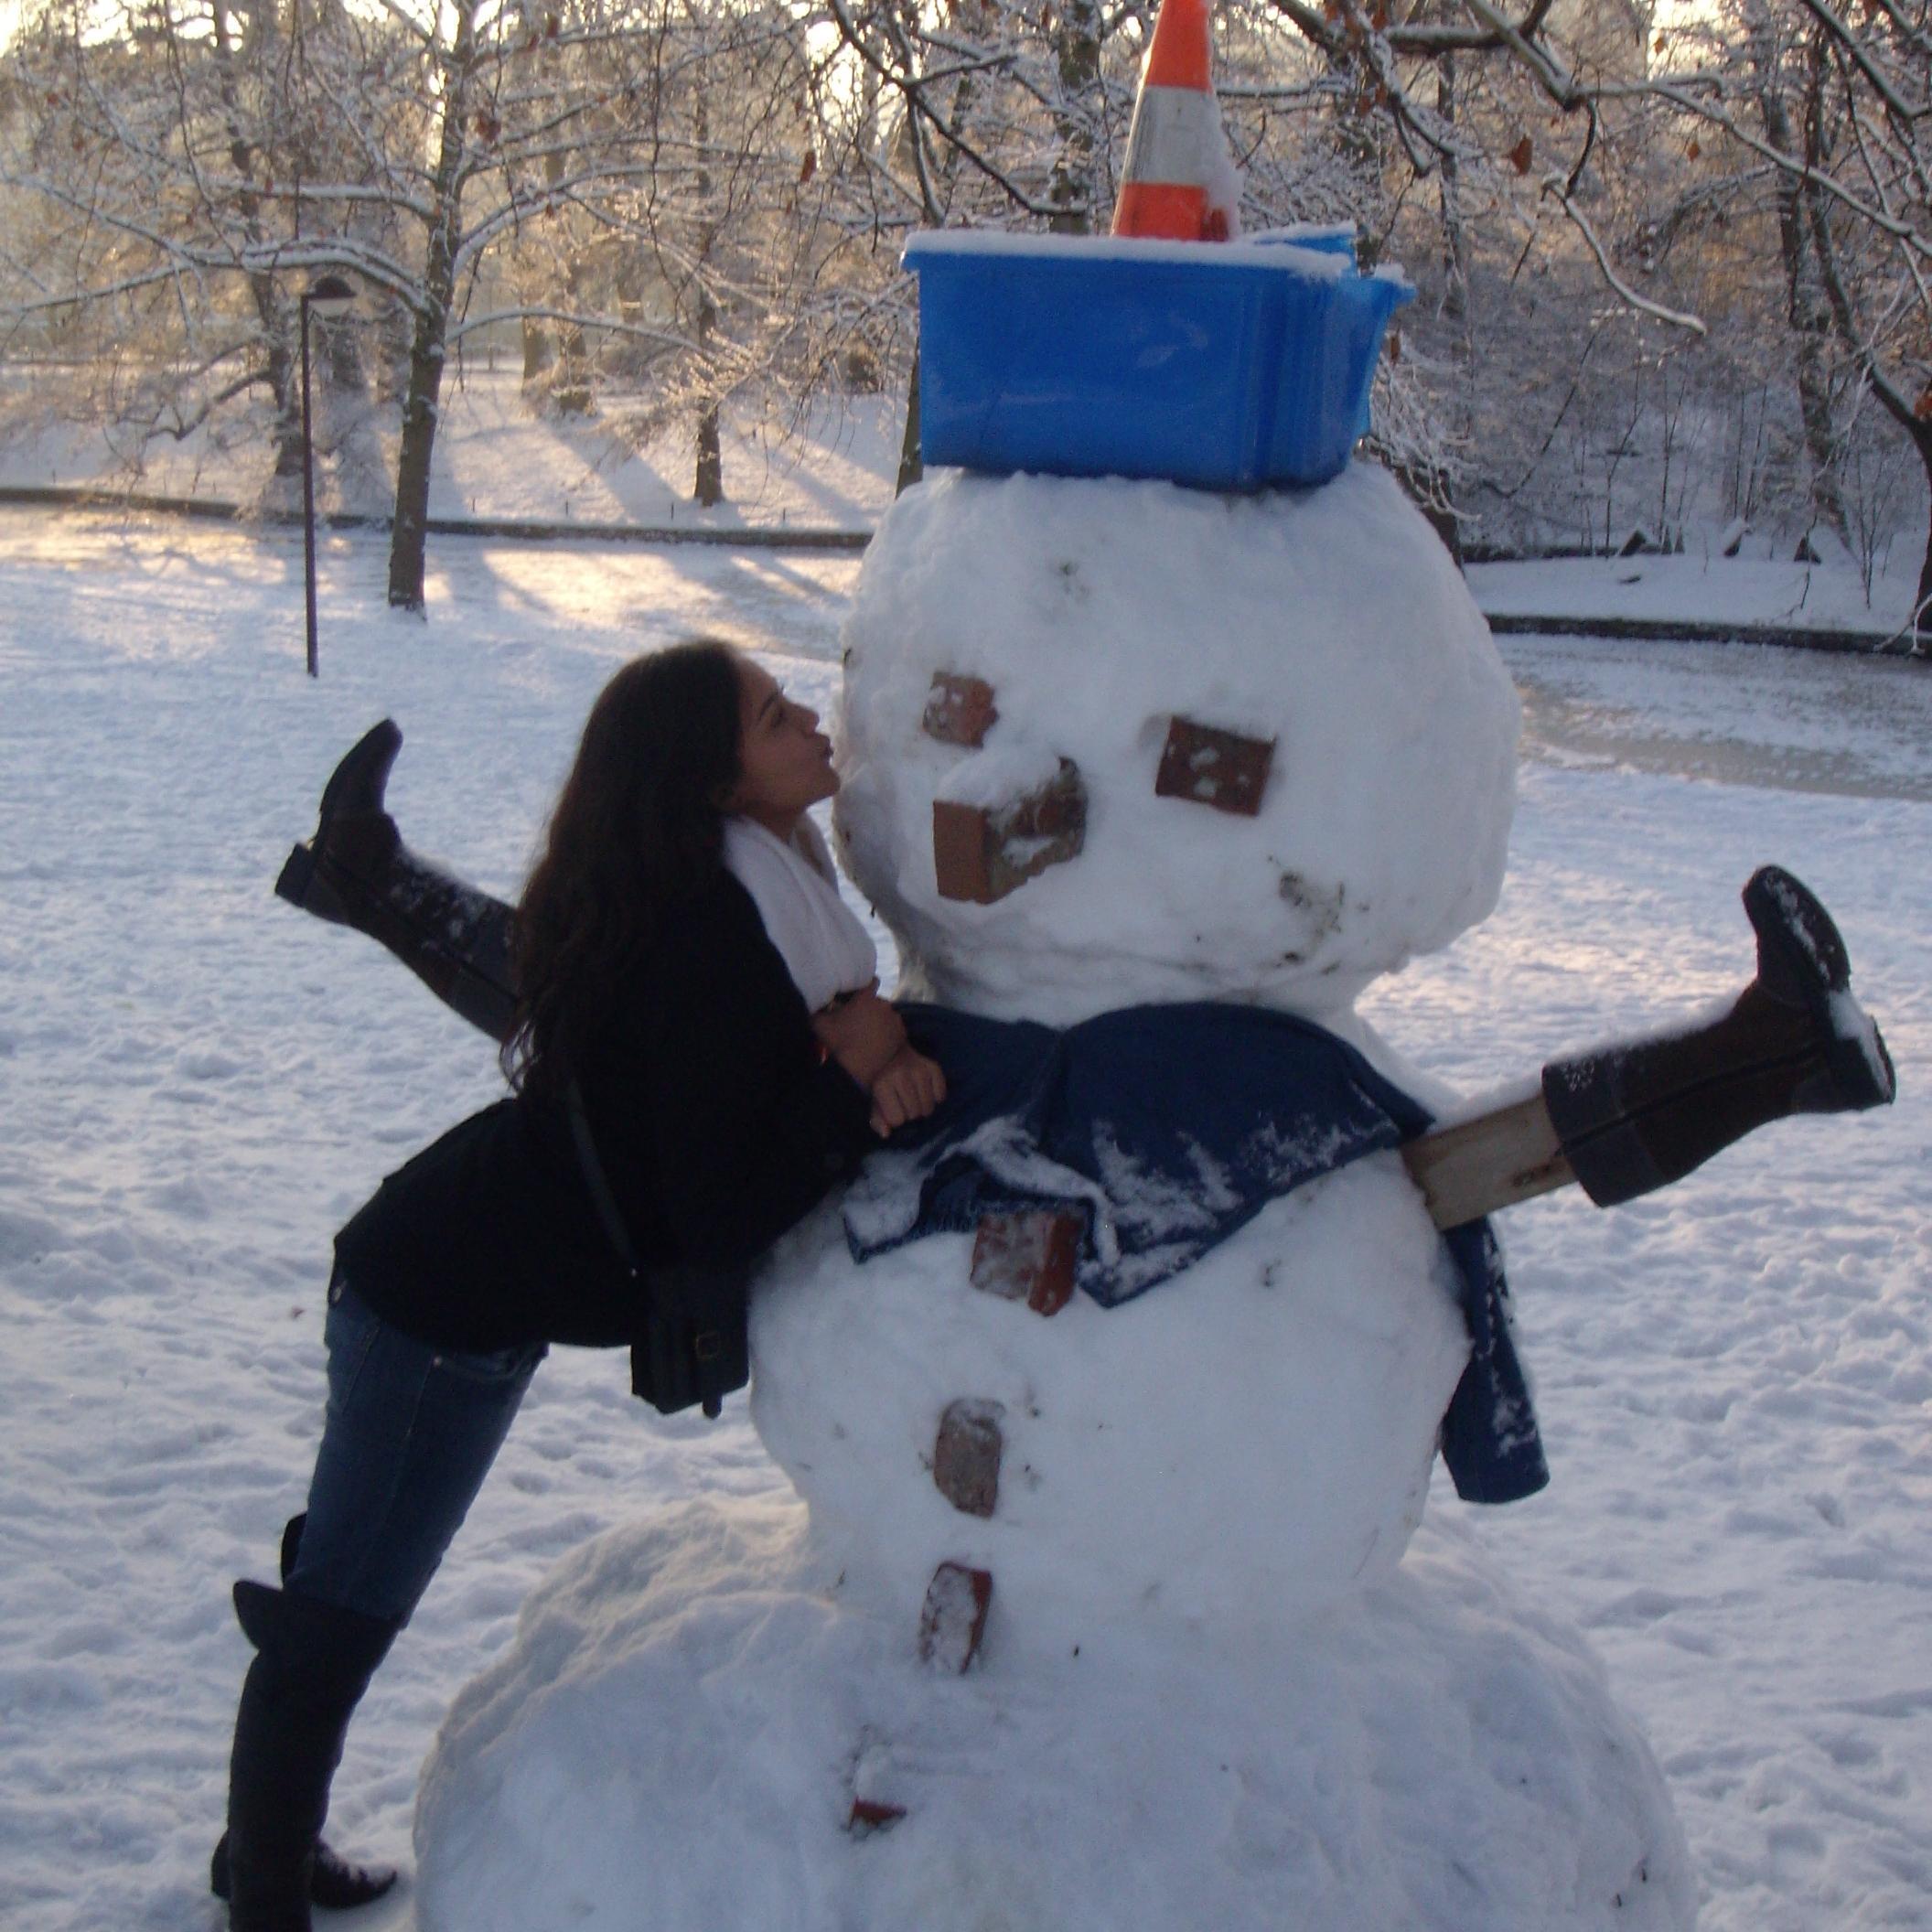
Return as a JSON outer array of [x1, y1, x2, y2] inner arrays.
[[284, 1273, 547, 1625]]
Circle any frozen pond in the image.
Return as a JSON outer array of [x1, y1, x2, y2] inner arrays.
[[1503, 631, 1932, 802]]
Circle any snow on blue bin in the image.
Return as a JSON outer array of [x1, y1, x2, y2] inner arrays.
[[904, 229, 1412, 492]]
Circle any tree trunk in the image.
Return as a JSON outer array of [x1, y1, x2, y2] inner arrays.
[[896, 349, 922, 496], [325, 317, 364, 397], [1048, 0, 1100, 234], [1436, 47, 1467, 323], [1909, 425, 1932, 647], [1747, 12, 1852, 547], [533, 143, 589, 412], [693, 401, 723, 507], [371, 300, 413, 406], [554, 252, 592, 416], [267, 334, 304, 478], [388, 1, 476, 611], [613, 259, 649, 381], [389, 324, 448, 608], [858, 61, 881, 160], [521, 317, 553, 383], [690, 97, 724, 510], [207, 0, 304, 480], [1422, 27, 1470, 560], [692, 258, 723, 505]]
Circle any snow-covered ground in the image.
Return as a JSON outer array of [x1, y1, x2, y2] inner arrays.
[[0, 501, 1927, 1931]]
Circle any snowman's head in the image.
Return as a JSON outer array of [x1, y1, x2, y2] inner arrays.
[[834, 465, 1519, 1026]]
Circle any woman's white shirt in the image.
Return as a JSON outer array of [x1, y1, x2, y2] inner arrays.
[[721, 816, 878, 1014]]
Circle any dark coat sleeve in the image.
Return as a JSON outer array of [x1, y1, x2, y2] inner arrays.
[[589, 873, 877, 1272]]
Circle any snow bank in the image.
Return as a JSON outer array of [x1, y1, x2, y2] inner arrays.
[[413, 1494, 1693, 1932], [834, 464, 1519, 1025]]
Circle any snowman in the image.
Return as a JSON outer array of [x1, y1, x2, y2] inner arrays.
[[288, 9, 1893, 1921], [384, 443, 1876, 1929], [393, 434, 1888, 1932]]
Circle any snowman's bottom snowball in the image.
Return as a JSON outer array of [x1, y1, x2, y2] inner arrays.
[[413, 1496, 1694, 1932]]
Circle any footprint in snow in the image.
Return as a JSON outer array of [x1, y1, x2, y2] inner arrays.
[[175, 1048, 243, 1080]]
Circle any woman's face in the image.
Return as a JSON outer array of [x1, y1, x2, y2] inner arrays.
[[725, 658, 838, 833]]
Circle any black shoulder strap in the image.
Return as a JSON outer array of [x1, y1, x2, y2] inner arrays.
[[565, 1079, 640, 1278]]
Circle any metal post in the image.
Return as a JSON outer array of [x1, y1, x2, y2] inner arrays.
[[299, 291, 319, 679], [295, 275, 354, 679]]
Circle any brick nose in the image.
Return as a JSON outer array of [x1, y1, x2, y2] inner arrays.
[[932, 758, 1087, 904]]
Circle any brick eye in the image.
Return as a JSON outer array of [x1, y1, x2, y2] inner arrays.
[[1154, 717, 1275, 817], [922, 672, 998, 748]]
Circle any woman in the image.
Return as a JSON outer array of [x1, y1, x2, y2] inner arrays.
[[218, 641, 942, 1932]]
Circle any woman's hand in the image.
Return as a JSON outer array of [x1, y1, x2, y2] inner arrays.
[[811, 983, 906, 1090], [866, 1046, 948, 1138]]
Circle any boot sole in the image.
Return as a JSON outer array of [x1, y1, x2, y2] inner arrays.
[[1818, 1014, 1897, 1111], [1744, 865, 1851, 1011], [1743, 868, 1895, 1109]]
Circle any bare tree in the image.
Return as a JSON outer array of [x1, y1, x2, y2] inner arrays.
[[0, 0, 706, 606], [1422, 0, 1932, 636]]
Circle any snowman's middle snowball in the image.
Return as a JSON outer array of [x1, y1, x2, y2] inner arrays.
[[750, 1155, 1472, 1649]]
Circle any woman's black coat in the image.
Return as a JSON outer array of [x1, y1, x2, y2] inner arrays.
[[333, 868, 875, 1354]]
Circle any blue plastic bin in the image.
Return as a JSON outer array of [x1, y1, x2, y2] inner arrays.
[[904, 231, 1412, 492]]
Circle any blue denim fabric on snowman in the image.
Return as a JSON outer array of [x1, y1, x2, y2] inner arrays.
[[845, 1002, 1549, 1507]]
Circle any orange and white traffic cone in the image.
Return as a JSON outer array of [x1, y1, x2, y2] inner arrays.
[[1111, 0, 1237, 242]]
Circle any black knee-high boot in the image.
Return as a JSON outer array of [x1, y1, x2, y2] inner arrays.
[[274, 719, 520, 1044], [1542, 865, 1896, 1208], [216, 1576, 402, 1932], [211, 1518, 399, 1915]]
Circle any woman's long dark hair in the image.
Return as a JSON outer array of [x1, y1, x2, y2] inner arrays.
[[505, 640, 743, 1099]]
